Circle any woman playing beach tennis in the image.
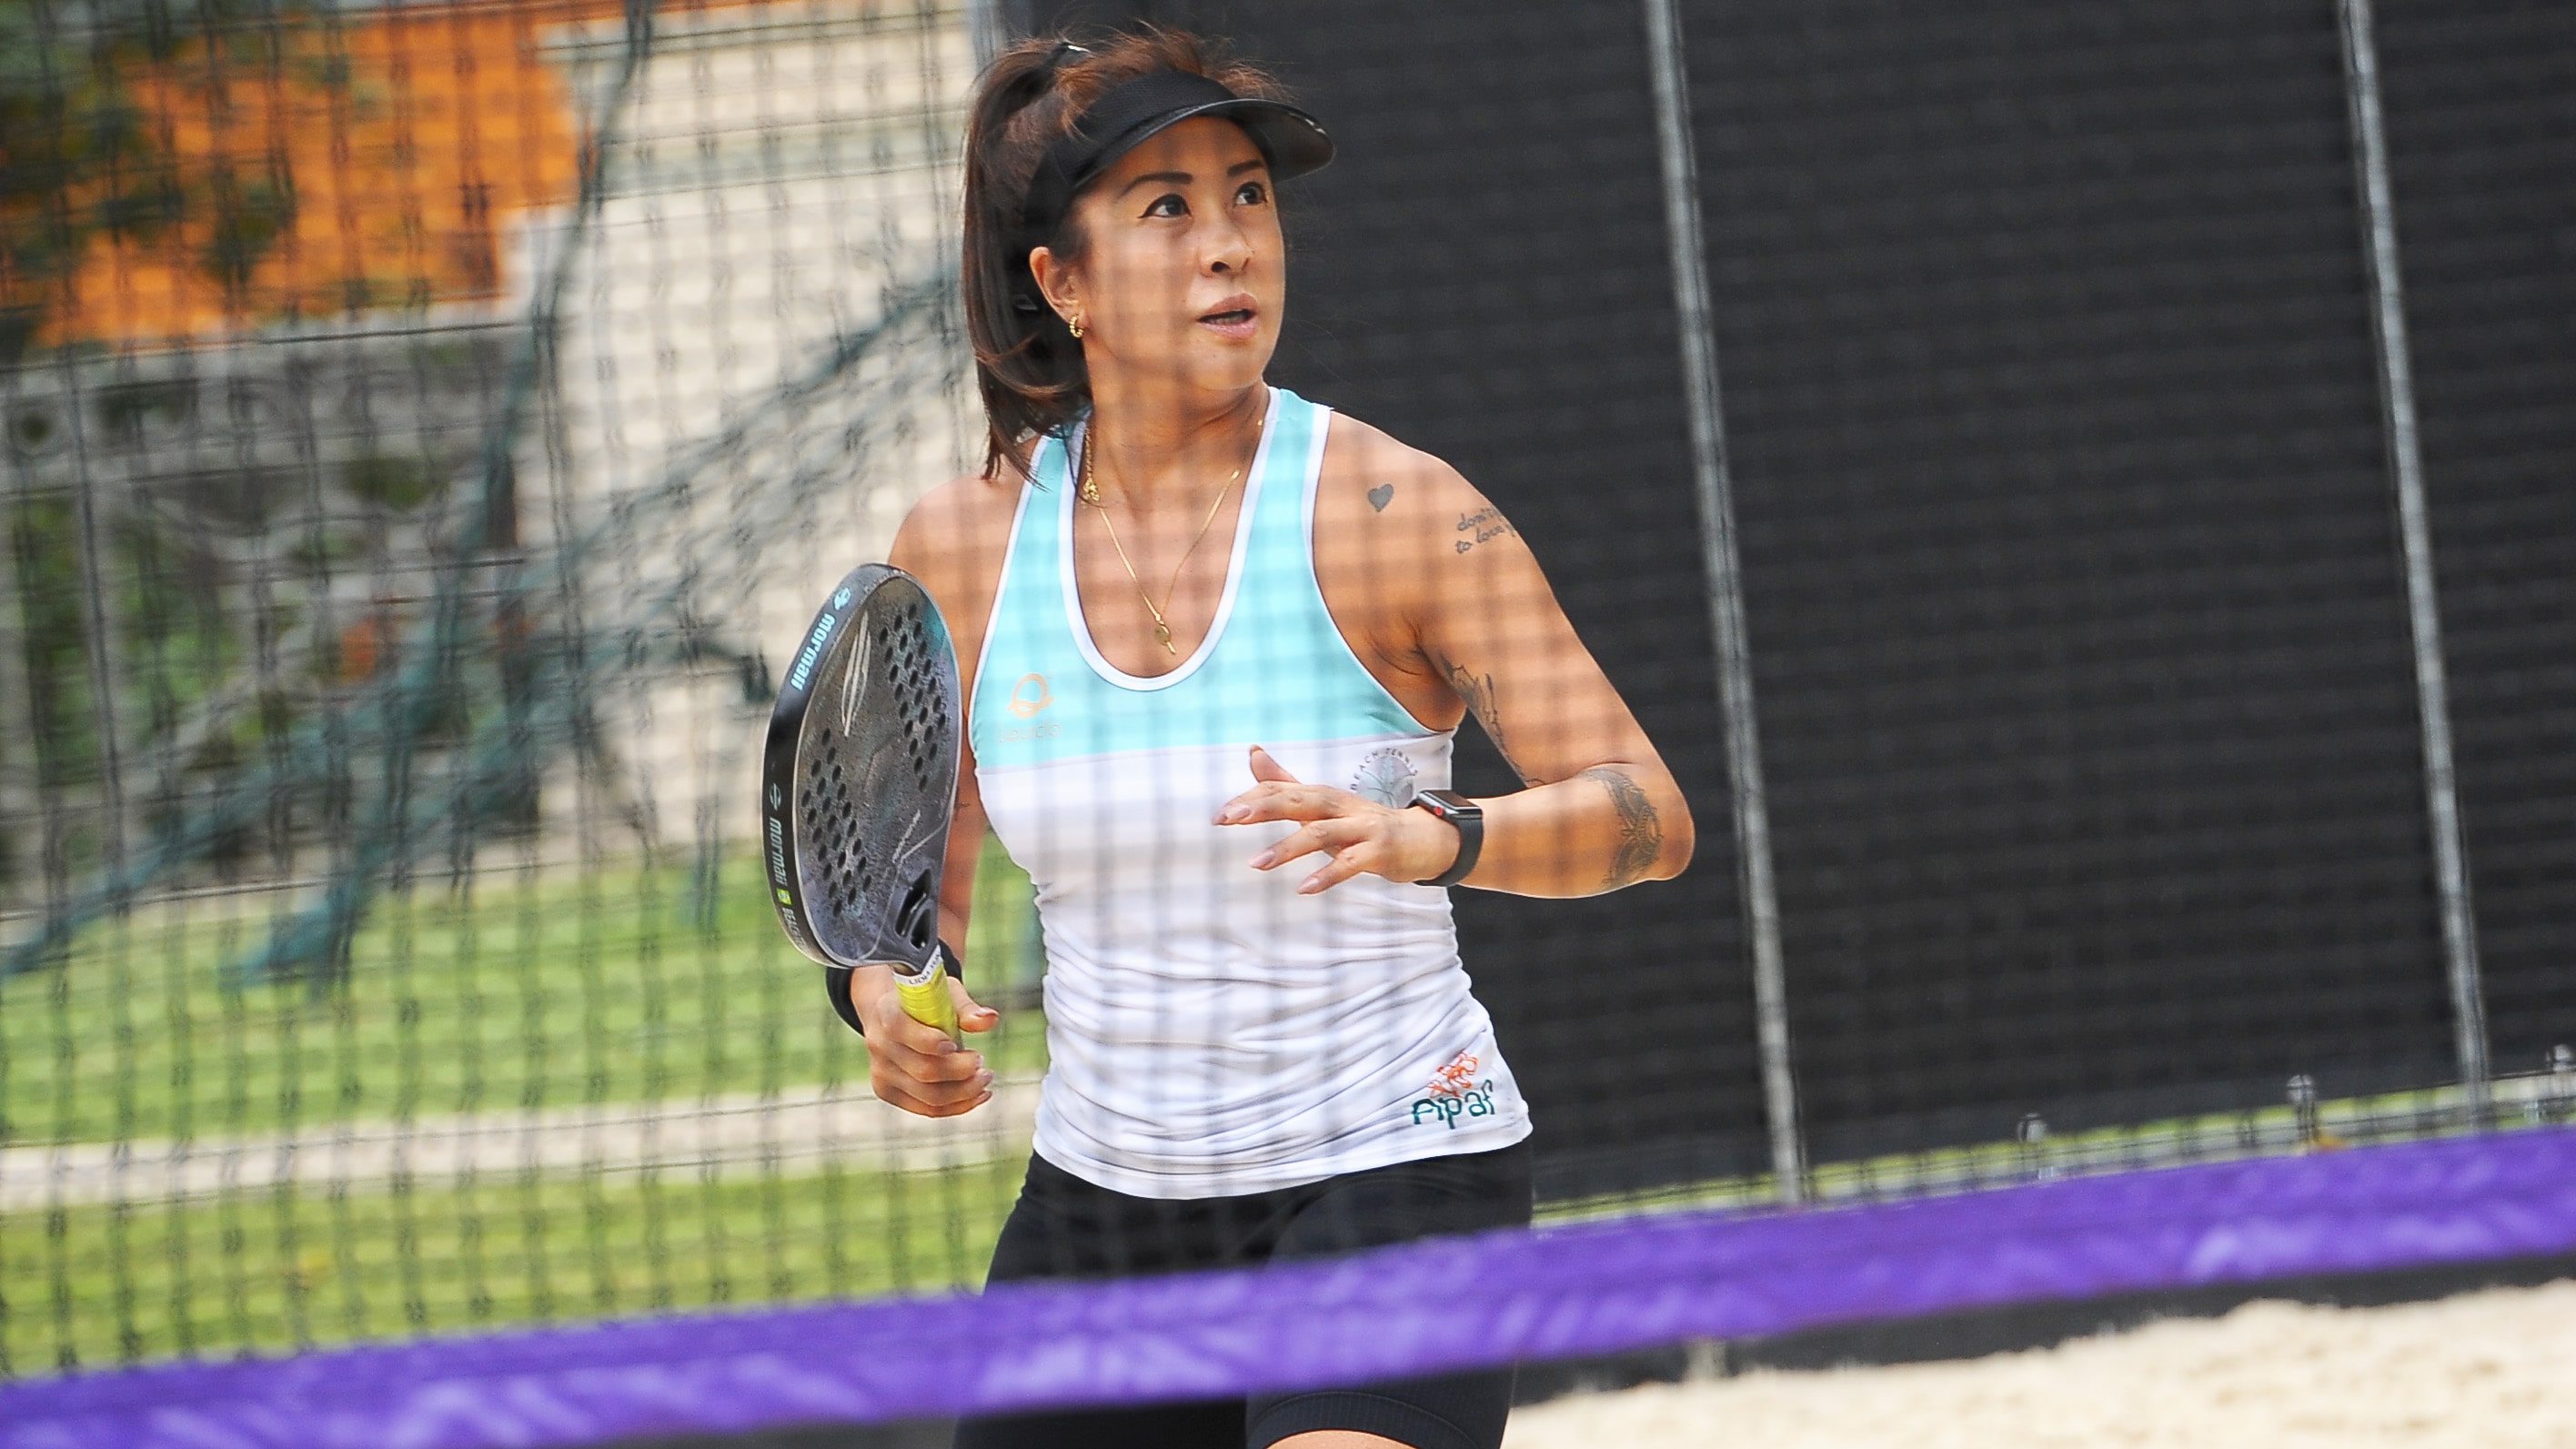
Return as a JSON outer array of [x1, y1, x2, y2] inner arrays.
[[860, 29, 1694, 1449]]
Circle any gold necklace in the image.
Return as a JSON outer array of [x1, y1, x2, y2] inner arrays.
[[1079, 408, 1263, 656]]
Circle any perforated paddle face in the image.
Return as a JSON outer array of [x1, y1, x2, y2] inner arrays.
[[761, 566, 958, 975]]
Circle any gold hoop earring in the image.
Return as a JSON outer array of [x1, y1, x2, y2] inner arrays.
[[1067, 315, 1085, 339]]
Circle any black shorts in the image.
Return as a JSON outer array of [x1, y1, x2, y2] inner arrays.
[[952, 1141, 1535, 1449]]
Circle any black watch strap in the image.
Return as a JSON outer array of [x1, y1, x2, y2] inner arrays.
[[1410, 789, 1484, 888], [825, 941, 964, 1039]]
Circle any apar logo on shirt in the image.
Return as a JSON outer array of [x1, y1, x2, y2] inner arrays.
[[1407, 1049, 1498, 1131]]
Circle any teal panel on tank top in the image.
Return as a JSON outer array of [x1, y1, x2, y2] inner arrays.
[[969, 388, 1426, 768]]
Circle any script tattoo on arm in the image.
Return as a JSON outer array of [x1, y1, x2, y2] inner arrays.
[[1581, 766, 1664, 888], [1453, 506, 1519, 554]]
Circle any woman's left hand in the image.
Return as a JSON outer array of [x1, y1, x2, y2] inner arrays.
[[1215, 745, 1462, 893]]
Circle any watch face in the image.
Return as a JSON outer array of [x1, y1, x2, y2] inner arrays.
[[1418, 789, 1480, 820]]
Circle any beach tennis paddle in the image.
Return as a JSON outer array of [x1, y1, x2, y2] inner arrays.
[[760, 563, 963, 1042]]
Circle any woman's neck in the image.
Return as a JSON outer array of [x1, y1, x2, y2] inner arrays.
[[1082, 378, 1269, 512]]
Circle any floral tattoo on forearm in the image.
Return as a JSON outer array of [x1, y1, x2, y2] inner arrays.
[[1580, 765, 1663, 887]]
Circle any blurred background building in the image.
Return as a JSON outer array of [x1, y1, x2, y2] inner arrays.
[[0, 0, 978, 918]]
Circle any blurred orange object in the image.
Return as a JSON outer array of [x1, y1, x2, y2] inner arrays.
[[23, 1, 763, 348]]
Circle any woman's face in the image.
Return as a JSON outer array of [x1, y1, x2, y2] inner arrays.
[[1034, 116, 1283, 400]]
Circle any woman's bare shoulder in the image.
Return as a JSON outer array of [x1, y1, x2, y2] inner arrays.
[[894, 467, 1026, 583], [1307, 409, 1521, 690], [1316, 410, 1499, 549], [891, 465, 1031, 683], [903, 465, 1027, 539]]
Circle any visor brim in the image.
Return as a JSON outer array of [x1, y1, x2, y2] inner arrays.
[[1083, 97, 1333, 189]]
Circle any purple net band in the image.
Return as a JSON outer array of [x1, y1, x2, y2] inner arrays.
[[7, 1127, 2572, 1449]]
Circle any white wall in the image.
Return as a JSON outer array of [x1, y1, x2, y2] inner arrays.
[[538, 0, 980, 853]]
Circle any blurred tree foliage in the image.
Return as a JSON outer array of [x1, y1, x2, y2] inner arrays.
[[2, 0, 579, 899], [2, 0, 582, 357], [5, 493, 91, 785], [0, 0, 307, 363]]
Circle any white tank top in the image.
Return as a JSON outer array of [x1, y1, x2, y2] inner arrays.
[[969, 387, 1531, 1199]]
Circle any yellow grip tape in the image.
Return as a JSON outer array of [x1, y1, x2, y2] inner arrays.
[[894, 960, 962, 1045]]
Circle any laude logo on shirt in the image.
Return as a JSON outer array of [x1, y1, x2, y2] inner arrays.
[[1001, 671, 1060, 742]]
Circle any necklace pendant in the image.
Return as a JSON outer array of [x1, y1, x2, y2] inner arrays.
[[1154, 621, 1176, 654]]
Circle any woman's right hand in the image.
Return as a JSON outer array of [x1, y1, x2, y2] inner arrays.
[[850, 965, 1001, 1116]]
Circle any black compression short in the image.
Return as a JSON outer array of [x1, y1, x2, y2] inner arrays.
[[951, 1141, 1535, 1449]]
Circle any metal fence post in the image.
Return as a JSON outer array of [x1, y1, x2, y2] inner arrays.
[[1640, 0, 1806, 1202], [0, 411, 35, 904], [2337, 0, 2491, 1122]]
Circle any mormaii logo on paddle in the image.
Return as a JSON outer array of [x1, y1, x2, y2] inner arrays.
[[1407, 1050, 1496, 1130], [788, 610, 836, 692]]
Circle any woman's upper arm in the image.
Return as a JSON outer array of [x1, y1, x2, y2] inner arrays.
[[1394, 461, 1696, 884], [889, 473, 1021, 812], [891, 473, 1013, 927], [1310, 419, 1670, 788], [1398, 464, 1664, 790], [887, 472, 1014, 728]]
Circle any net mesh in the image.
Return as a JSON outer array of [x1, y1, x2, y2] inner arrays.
[[1, 0, 2571, 1436]]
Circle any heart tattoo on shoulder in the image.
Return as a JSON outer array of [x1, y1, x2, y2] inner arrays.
[[1367, 483, 1394, 511]]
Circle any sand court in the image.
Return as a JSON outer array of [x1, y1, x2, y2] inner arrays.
[[1506, 1280, 2576, 1449]]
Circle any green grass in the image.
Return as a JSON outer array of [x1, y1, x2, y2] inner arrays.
[[5, 830, 2542, 1375], [0, 836, 1046, 1374], [1, 838, 1047, 1148], [1, 1159, 1022, 1374]]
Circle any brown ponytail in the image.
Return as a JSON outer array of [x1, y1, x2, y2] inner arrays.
[[961, 28, 1289, 479]]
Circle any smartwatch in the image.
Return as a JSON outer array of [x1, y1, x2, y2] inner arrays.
[[1408, 789, 1484, 888]]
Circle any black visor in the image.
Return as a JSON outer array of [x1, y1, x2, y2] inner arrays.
[[1020, 69, 1333, 239]]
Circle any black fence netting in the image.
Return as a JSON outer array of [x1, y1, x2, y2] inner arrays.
[[1033, 0, 2574, 1182], [2378, 0, 2576, 1079], [0, 0, 2571, 1433], [1679, 0, 2445, 1159]]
